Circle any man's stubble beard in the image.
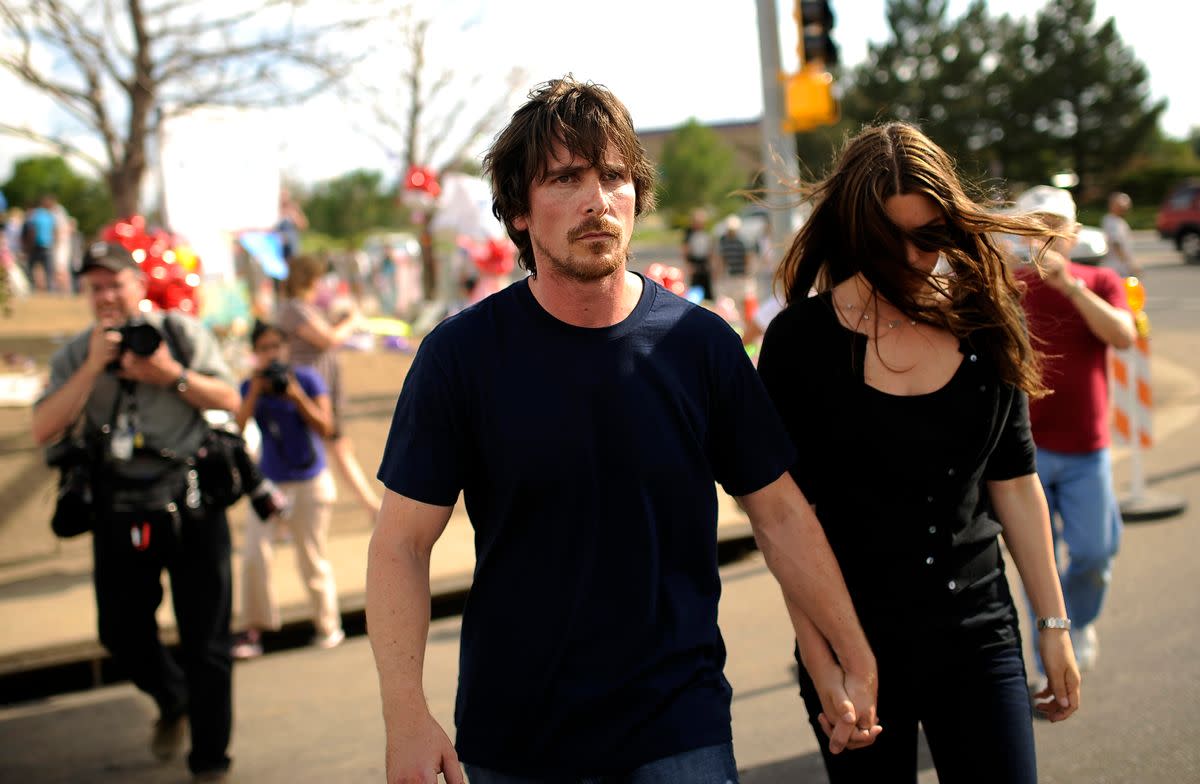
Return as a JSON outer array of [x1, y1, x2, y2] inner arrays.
[[532, 237, 629, 283]]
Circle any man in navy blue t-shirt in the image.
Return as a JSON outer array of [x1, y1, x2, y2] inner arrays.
[[367, 77, 879, 784]]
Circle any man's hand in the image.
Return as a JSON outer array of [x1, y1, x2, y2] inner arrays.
[[1040, 249, 1073, 291], [83, 325, 121, 375], [809, 660, 882, 753], [118, 341, 182, 387], [385, 709, 464, 784]]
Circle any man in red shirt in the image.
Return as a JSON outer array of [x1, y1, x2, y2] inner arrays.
[[1012, 186, 1137, 680]]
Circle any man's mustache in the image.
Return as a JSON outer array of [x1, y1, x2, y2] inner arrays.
[[568, 219, 621, 241]]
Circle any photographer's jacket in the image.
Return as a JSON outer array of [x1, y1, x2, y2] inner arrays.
[[40, 311, 235, 478]]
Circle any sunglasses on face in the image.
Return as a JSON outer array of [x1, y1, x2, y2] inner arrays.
[[907, 223, 960, 253]]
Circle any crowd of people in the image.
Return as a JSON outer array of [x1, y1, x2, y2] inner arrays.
[[1, 192, 82, 295], [24, 74, 1150, 783]]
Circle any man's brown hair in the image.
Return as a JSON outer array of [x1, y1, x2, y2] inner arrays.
[[482, 76, 657, 274]]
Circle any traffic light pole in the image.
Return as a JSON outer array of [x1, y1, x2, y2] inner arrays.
[[755, 0, 801, 263]]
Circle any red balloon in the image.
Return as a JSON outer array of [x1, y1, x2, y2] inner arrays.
[[97, 216, 202, 313]]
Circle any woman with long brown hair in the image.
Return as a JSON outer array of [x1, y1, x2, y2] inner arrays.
[[757, 122, 1080, 782], [278, 254, 382, 520]]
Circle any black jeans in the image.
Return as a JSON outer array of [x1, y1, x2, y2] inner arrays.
[[796, 616, 1037, 784], [92, 498, 233, 775]]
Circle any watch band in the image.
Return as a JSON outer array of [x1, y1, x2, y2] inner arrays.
[[173, 369, 190, 393], [1036, 616, 1072, 631]]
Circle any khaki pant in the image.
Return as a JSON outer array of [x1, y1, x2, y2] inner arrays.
[[240, 469, 341, 636]]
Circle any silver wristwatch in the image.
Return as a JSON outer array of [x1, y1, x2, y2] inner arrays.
[[173, 369, 190, 393], [1036, 616, 1072, 631]]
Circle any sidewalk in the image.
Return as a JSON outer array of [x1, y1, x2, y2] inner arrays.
[[0, 293, 757, 684], [0, 491, 754, 678]]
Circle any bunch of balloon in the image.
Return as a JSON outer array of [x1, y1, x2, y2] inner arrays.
[[402, 164, 441, 300], [459, 236, 516, 305], [99, 216, 203, 315], [1111, 276, 1187, 520], [644, 262, 687, 296]]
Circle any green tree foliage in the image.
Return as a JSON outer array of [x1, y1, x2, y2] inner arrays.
[[657, 119, 748, 224], [1005, 0, 1164, 195], [843, 0, 1009, 181], [301, 170, 403, 244], [842, 0, 1163, 197], [2, 156, 113, 238]]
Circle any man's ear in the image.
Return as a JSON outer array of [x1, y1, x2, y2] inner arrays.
[[513, 215, 528, 232]]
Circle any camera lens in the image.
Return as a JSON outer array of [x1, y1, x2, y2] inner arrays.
[[121, 319, 163, 357]]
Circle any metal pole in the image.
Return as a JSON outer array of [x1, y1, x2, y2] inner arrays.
[[755, 0, 800, 265]]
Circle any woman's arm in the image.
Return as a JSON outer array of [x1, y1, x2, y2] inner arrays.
[[235, 377, 263, 432], [292, 307, 361, 352], [286, 381, 334, 439], [988, 473, 1081, 722]]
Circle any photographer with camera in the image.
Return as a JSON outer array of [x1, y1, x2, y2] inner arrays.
[[231, 320, 344, 659], [31, 242, 239, 783]]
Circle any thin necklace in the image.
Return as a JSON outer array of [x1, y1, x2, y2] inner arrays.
[[838, 299, 917, 330]]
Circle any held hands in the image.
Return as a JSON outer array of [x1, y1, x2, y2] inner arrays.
[[385, 710, 464, 784], [117, 341, 183, 388], [810, 658, 882, 754], [1034, 630, 1081, 722]]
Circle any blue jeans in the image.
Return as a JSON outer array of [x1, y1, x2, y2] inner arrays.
[[797, 632, 1036, 783], [463, 742, 738, 784], [1028, 447, 1123, 670]]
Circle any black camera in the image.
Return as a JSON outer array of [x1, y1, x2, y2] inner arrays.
[[106, 318, 162, 371], [260, 359, 291, 396], [113, 317, 163, 356]]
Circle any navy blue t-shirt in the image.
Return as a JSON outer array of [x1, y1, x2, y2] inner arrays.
[[378, 274, 795, 776]]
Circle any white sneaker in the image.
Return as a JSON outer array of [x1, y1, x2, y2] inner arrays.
[[312, 628, 345, 650], [1072, 625, 1099, 672]]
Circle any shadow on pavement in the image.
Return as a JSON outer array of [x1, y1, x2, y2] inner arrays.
[[0, 567, 91, 600], [0, 691, 176, 784], [739, 727, 935, 783]]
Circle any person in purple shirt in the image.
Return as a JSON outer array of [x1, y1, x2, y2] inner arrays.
[[232, 320, 344, 658]]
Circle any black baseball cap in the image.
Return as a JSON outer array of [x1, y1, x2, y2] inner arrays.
[[79, 241, 138, 274]]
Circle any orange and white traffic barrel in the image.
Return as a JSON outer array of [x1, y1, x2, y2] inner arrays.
[[1111, 277, 1186, 520]]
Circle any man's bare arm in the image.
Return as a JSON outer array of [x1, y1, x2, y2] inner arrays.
[[366, 489, 465, 784], [737, 473, 880, 752]]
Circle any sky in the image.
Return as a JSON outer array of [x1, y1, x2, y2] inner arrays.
[[0, 0, 1194, 187]]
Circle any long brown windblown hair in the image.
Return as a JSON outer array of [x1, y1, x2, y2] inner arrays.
[[776, 122, 1059, 398], [483, 76, 658, 274]]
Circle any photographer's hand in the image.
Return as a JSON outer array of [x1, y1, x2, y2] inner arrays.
[[84, 325, 122, 375], [120, 343, 240, 412], [118, 342, 183, 387]]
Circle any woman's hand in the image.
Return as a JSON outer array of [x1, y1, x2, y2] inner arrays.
[[1034, 629, 1081, 722], [808, 659, 883, 753]]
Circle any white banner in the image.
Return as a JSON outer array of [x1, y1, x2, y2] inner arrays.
[[160, 107, 281, 280]]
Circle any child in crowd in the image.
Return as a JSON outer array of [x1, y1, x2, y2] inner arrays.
[[232, 321, 344, 658]]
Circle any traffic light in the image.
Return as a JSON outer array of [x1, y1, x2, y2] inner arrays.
[[797, 1, 838, 68], [783, 69, 838, 132]]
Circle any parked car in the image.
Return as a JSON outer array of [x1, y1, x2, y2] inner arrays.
[[1155, 179, 1200, 263]]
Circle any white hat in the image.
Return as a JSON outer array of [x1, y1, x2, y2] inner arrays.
[[724, 215, 742, 232], [1014, 185, 1076, 224]]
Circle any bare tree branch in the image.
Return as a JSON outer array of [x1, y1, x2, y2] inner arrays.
[[0, 122, 107, 171], [0, 0, 394, 215]]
